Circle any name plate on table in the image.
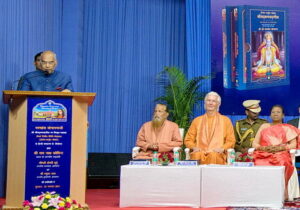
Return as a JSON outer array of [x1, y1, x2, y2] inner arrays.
[[232, 162, 254, 167], [129, 160, 151, 165], [176, 161, 198, 166]]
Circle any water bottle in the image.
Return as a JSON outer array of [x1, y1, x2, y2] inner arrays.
[[230, 150, 236, 165], [184, 148, 190, 160], [248, 148, 255, 162], [227, 149, 235, 165], [152, 151, 158, 165], [174, 151, 180, 164]]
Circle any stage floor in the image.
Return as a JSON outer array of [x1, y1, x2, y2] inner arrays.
[[1, 189, 299, 209], [0, 189, 225, 209]]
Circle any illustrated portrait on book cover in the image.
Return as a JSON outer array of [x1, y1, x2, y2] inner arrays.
[[252, 31, 286, 81]]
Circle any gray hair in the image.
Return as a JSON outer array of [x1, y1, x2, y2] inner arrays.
[[204, 91, 221, 111], [204, 91, 221, 103], [41, 50, 57, 60]]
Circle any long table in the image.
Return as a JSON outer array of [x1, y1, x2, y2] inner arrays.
[[200, 165, 285, 208], [120, 165, 201, 207], [119, 165, 285, 208]]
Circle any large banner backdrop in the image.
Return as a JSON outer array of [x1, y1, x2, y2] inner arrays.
[[211, 0, 300, 116]]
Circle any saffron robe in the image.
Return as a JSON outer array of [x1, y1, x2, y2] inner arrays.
[[184, 113, 236, 164], [135, 120, 182, 159], [253, 123, 299, 184]]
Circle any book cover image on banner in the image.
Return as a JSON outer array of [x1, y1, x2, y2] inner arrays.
[[223, 5, 289, 90], [211, 0, 300, 116], [235, 5, 289, 90], [25, 97, 72, 200]]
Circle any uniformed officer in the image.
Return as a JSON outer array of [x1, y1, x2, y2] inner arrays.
[[234, 100, 267, 154]]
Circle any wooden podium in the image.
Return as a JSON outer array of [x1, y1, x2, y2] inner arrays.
[[2, 90, 96, 209]]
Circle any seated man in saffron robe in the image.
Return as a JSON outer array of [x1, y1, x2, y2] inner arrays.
[[252, 105, 299, 198], [134, 104, 182, 159], [184, 91, 236, 164]]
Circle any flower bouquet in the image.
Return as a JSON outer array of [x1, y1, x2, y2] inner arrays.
[[235, 152, 253, 162], [158, 152, 174, 166], [23, 192, 83, 210]]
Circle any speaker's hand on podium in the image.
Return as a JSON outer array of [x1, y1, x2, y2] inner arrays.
[[62, 89, 71, 92]]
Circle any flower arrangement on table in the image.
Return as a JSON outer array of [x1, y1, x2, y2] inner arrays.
[[23, 192, 83, 210], [235, 152, 253, 162], [158, 152, 174, 166]]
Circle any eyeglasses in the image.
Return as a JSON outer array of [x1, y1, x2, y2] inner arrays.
[[41, 60, 55, 65]]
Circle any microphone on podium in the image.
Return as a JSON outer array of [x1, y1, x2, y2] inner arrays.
[[11, 79, 22, 90], [12, 71, 52, 90]]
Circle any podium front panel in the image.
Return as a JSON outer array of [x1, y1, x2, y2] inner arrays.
[[25, 96, 72, 200], [4, 91, 93, 208]]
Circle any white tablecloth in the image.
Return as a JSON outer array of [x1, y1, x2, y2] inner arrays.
[[120, 165, 285, 208], [201, 165, 285, 208], [120, 165, 201, 207]]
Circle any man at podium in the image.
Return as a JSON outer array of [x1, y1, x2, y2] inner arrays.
[[17, 50, 73, 92]]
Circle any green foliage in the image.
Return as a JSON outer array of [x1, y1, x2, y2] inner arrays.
[[156, 66, 208, 133]]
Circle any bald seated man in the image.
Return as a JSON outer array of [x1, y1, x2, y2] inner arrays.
[[17, 50, 73, 92]]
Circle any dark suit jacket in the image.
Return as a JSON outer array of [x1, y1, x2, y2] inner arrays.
[[287, 118, 299, 128]]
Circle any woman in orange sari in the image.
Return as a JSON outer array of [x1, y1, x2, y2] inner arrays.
[[252, 105, 299, 198]]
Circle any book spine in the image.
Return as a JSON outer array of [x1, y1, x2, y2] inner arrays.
[[242, 9, 248, 84], [233, 7, 242, 89], [222, 8, 229, 88], [236, 6, 247, 90], [222, 8, 234, 88], [230, 8, 237, 87]]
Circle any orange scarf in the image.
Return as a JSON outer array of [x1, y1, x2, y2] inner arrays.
[[196, 113, 224, 151]]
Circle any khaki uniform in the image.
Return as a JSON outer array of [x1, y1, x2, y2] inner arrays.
[[234, 118, 267, 153]]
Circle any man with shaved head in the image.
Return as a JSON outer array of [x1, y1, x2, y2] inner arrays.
[[17, 50, 73, 92]]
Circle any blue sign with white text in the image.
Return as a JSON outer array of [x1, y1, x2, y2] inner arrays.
[[25, 97, 72, 200]]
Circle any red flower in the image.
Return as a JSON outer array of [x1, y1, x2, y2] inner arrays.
[[65, 202, 71, 208], [240, 152, 247, 157], [159, 152, 174, 163], [236, 152, 253, 162], [23, 200, 31, 207]]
